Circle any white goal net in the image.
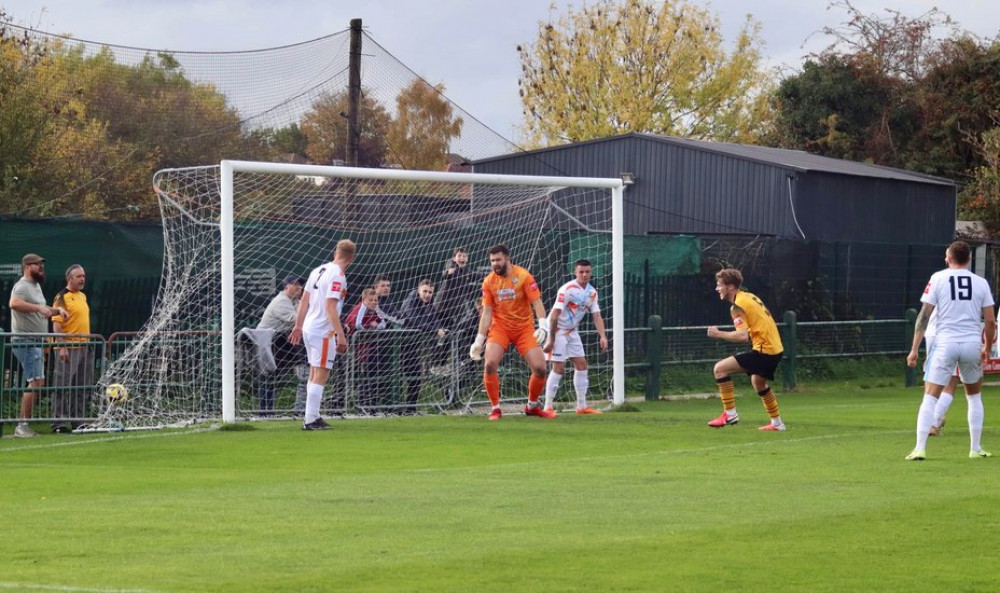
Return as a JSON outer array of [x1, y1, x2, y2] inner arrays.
[[93, 161, 623, 429]]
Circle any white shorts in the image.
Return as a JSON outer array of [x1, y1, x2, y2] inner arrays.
[[924, 341, 982, 386], [303, 330, 338, 370], [546, 330, 585, 363], [923, 336, 959, 378]]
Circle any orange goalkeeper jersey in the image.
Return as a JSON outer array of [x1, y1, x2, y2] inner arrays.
[[482, 264, 541, 331]]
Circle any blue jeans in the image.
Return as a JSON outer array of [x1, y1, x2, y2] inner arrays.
[[12, 345, 44, 383]]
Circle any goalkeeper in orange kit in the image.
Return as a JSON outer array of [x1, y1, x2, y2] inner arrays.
[[468, 244, 555, 421]]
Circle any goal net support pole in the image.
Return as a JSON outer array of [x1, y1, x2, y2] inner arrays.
[[219, 160, 625, 423]]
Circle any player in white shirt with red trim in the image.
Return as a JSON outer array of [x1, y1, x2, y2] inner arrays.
[[290, 239, 356, 430], [541, 259, 609, 415], [906, 241, 995, 460]]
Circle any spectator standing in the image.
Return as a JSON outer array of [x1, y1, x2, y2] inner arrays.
[[8, 254, 67, 438], [366, 275, 402, 411], [51, 264, 94, 433], [400, 279, 447, 414], [435, 247, 478, 332], [373, 275, 402, 325], [256, 275, 308, 415], [433, 247, 480, 373], [345, 288, 387, 412]]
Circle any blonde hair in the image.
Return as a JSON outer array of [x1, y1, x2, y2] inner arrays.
[[336, 239, 357, 259], [361, 288, 376, 300]]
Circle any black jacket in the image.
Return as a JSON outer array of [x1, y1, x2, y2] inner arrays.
[[401, 290, 443, 333], [434, 261, 479, 327]]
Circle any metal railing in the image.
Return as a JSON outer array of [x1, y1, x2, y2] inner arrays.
[[1, 333, 107, 432]]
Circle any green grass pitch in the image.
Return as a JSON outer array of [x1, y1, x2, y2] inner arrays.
[[3, 382, 999, 593]]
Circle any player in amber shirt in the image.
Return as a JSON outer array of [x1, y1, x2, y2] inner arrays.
[[706, 268, 786, 431], [469, 244, 555, 421]]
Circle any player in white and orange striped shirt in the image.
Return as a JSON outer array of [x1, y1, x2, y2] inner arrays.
[[541, 259, 608, 415]]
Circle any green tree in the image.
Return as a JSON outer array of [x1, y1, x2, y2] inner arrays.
[[907, 37, 1000, 181], [0, 21, 250, 221], [385, 80, 463, 170], [769, 55, 915, 163], [0, 17, 55, 213], [768, 1, 965, 171], [959, 126, 1000, 237], [300, 90, 391, 167], [517, 0, 774, 146]]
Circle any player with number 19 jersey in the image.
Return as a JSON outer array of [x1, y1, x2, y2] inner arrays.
[[921, 268, 993, 344]]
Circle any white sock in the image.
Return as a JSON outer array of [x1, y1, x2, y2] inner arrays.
[[305, 382, 324, 423], [573, 369, 589, 409], [915, 394, 937, 451], [544, 371, 562, 409], [967, 393, 984, 452], [933, 391, 954, 427]]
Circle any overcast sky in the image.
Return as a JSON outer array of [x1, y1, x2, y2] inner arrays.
[[3, 0, 999, 139]]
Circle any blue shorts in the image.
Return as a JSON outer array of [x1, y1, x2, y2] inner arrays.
[[12, 345, 45, 383]]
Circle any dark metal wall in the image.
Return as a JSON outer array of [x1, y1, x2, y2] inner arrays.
[[795, 173, 956, 244], [474, 135, 956, 243]]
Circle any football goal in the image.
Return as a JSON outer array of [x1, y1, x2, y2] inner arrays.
[[94, 161, 624, 429]]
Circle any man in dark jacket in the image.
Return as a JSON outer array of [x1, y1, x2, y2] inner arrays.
[[400, 279, 447, 414], [433, 247, 480, 373]]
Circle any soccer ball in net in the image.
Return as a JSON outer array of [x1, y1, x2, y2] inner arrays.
[[105, 383, 130, 405]]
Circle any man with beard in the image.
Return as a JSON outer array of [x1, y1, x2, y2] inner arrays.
[[8, 254, 68, 437], [468, 244, 555, 421]]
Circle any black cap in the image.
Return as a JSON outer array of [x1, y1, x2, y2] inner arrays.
[[280, 275, 305, 289]]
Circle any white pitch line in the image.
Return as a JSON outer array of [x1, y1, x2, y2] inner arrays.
[[0, 425, 218, 453], [0, 582, 171, 593]]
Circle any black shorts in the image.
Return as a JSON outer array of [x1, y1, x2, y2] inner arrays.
[[734, 350, 783, 380]]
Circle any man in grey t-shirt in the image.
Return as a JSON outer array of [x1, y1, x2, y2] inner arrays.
[[8, 254, 67, 438], [255, 275, 307, 415]]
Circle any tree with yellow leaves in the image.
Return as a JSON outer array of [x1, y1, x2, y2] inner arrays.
[[385, 80, 463, 171], [517, 0, 774, 146]]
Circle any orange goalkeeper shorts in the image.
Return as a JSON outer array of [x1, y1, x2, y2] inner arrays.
[[488, 324, 540, 356]]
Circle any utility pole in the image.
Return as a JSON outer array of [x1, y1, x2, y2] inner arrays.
[[347, 18, 362, 167]]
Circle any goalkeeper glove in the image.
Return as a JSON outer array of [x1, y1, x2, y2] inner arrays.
[[469, 333, 487, 361], [534, 319, 549, 346]]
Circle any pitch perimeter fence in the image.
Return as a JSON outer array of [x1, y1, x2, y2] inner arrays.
[[1, 312, 921, 432]]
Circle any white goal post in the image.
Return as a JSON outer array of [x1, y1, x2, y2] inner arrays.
[[220, 160, 625, 422]]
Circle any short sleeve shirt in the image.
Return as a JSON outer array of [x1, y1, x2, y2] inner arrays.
[[52, 289, 90, 340], [11, 278, 47, 334], [921, 268, 994, 344], [732, 290, 783, 355], [482, 264, 540, 332], [302, 262, 347, 335], [551, 280, 600, 331]]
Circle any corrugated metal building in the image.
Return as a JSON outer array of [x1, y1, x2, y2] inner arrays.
[[472, 133, 956, 243]]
